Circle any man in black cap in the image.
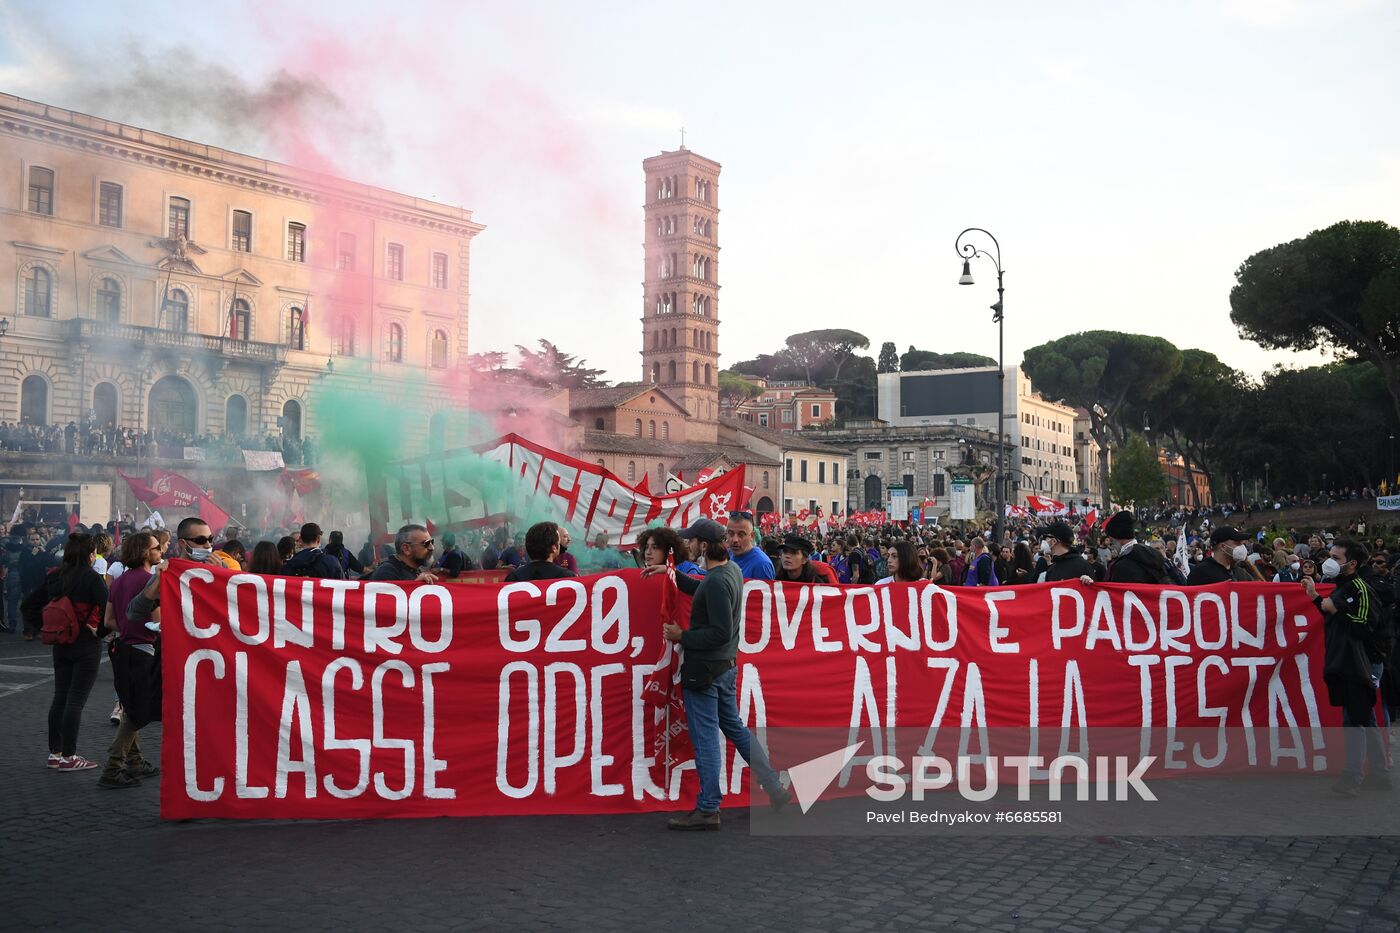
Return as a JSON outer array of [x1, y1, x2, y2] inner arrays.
[[1038, 521, 1091, 583], [643, 517, 790, 829], [774, 534, 820, 583], [1187, 526, 1245, 586], [1101, 510, 1170, 584]]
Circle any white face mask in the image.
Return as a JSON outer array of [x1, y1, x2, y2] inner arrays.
[[1231, 544, 1249, 562], [1321, 558, 1342, 579], [1290, 562, 1300, 572], [1039, 540, 1051, 555], [190, 547, 213, 561]]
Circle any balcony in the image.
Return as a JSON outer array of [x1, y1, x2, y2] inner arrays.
[[66, 318, 288, 364]]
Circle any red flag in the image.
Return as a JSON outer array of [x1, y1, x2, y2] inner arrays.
[[200, 499, 230, 536], [633, 473, 651, 495], [67, 508, 80, 533], [1084, 508, 1100, 528], [119, 471, 158, 504], [640, 558, 692, 793]]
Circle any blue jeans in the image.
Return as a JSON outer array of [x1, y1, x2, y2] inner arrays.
[[1341, 662, 1387, 780], [683, 666, 782, 812]]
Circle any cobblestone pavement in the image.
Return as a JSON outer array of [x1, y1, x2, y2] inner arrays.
[[3, 636, 1400, 932]]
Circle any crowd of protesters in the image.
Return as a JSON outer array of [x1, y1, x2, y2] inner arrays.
[[5, 500, 1397, 805], [0, 420, 315, 465]]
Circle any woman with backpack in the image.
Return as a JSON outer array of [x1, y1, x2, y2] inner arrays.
[[21, 533, 107, 772]]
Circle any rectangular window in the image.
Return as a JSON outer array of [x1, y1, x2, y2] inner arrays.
[[811, 404, 820, 418], [432, 252, 449, 289], [818, 461, 826, 484], [781, 409, 793, 423], [98, 182, 122, 227], [832, 501, 840, 517], [337, 232, 356, 271], [168, 197, 190, 238], [386, 243, 404, 280], [27, 166, 54, 215], [933, 474, 946, 497], [759, 413, 769, 427], [902, 451, 915, 461], [783, 499, 793, 514], [903, 473, 915, 494], [800, 460, 808, 482], [286, 222, 306, 262], [832, 461, 839, 482], [232, 210, 252, 252], [785, 459, 793, 482], [864, 451, 882, 459], [809, 499, 818, 514]]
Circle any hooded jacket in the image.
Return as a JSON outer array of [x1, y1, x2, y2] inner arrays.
[[1107, 542, 1170, 584], [282, 546, 345, 580]]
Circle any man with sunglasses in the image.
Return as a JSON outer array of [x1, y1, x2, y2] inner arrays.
[[124, 517, 222, 636], [370, 524, 441, 583]]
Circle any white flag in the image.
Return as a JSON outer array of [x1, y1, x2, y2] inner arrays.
[[1176, 524, 1191, 579]]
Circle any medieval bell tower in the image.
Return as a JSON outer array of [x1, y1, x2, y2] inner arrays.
[[640, 145, 720, 444]]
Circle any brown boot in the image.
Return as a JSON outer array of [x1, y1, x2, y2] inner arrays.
[[667, 809, 720, 831]]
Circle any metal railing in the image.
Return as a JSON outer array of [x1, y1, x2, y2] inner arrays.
[[66, 318, 287, 363]]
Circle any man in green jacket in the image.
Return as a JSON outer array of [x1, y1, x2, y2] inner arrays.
[[645, 518, 791, 829]]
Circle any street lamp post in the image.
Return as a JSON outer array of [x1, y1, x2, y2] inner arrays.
[[955, 228, 1006, 543], [1390, 435, 1395, 487]]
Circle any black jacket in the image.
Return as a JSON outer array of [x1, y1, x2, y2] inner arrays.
[[1187, 557, 1232, 586], [1107, 544, 1170, 584], [1043, 551, 1092, 583], [282, 546, 345, 580], [504, 560, 574, 582], [370, 557, 421, 581]]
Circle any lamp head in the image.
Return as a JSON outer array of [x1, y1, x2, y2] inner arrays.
[[958, 260, 974, 286], [0, 316, 8, 337]]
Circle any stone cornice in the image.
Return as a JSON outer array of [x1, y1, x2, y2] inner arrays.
[[0, 99, 485, 239]]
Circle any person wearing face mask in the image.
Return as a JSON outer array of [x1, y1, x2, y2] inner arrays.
[[125, 518, 223, 641], [1099, 511, 1171, 584], [1302, 539, 1390, 796], [1187, 527, 1247, 586], [1272, 551, 1301, 583], [1039, 521, 1091, 583]]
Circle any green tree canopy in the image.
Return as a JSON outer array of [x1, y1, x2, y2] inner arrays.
[[513, 339, 609, 389], [898, 348, 997, 372], [1109, 433, 1167, 507], [877, 341, 899, 373], [783, 329, 871, 385], [718, 369, 764, 403], [1022, 331, 1181, 506], [1231, 220, 1400, 420]]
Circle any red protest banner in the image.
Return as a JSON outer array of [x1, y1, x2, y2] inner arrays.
[[367, 434, 747, 546], [160, 564, 1337, 820]]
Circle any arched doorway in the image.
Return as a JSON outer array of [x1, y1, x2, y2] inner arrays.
[[281, 399, 302, 440], [225, 395, 248, 437], [756, 496, 775, 515], [93, 383, 118, 429], [20, 375, 48, 425], [149, 375, 197, 435], [864, 473, 883, 510]]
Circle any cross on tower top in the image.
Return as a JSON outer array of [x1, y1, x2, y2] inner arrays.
[[679, 126, 686, 149]]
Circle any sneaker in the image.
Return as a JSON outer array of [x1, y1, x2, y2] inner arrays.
[[46, 753, 61, 769], [96, 772, 141, 790], [1363, 772, 1393, 792], [1331, 775, 1362, 798], [123, 760, 159, 778], [109, 703, 123, 725], [667, 809, 721, 831], [56, 756, 98, 772]]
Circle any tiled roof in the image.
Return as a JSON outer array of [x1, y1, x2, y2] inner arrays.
[[723, 419, 850, 455]]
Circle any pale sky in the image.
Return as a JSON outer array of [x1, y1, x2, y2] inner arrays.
[[4, 0, 1397, 385]]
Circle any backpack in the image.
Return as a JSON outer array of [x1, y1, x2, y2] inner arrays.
[[41, 595, 84, 645]]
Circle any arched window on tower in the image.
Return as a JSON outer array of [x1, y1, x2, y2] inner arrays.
[[668, 360, 677, 382], [594, 418, 604, 430], [651, 363, 660, 383], [693, 327, 699, 347], [705, 364, 712, 385], [670, 327, 676, 346], [692, 361, 700, 383]]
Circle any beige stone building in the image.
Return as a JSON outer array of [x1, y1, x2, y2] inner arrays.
[[0, 92, 482, 444]]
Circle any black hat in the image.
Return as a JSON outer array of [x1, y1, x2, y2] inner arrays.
[[678, 518, 726, 543], [1040, 521, 1075, 546], [779, 534, 813, 555], [1103, 510, 1136, 540], [1209, 526, 1245, 546]]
